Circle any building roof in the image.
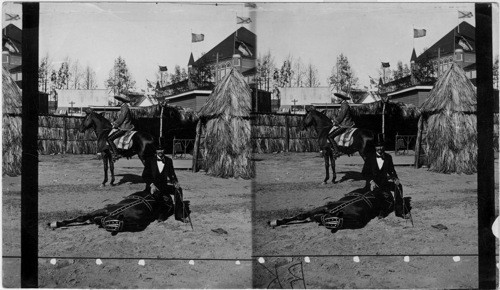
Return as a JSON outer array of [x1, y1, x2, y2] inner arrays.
[[410, 48, 417, 62], [3, 24, 22, 43], [242, 67, 256, 76], [417, 21, 475, 62], [194, 27, 256, 66], [463, 62, 476, 71], [188, 53, 195, 66]]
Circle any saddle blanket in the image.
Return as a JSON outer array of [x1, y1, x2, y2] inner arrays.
[[109, 129, 137, 150], [329, 126, 357, 147]]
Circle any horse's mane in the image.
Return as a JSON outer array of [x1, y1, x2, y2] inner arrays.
[[310, 108, 332, 123], [91, 111, 112, 125]]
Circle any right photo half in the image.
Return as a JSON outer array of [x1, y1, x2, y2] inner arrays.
[[251, 2, 498, 289]]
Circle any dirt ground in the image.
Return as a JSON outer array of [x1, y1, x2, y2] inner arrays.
[[2, 154, 252, 288], [252, 152, 499, 289]]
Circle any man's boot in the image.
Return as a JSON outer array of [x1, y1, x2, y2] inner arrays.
[[328, 136, 342, 158], [107, 140, 120, 162]]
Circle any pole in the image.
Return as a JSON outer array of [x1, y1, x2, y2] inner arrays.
[[414, 116, 423, 168], [159, 104, 164, 148], [192, 120, 202, 172]]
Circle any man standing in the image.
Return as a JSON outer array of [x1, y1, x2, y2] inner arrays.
[[328, 92, 355, 158], [142, 149, 189, 222], [107, 94, 134, 161], [362, 134, 408, 218]]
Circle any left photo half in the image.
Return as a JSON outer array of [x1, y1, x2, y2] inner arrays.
[[2, 2, 256, 288]]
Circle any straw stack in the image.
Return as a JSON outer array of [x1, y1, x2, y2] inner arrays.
[[198, 68, 254, 179], [420, 63, 477, 174], [2, 66, 22, 176]]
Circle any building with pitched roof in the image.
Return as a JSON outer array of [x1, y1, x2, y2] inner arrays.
[[2, 24, 22, 86], [381, 21, 476, 106], [192, 26, 256, 84], [160, 27, 267, 112]]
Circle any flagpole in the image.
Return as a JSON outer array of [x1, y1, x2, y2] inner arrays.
[[412, 25, 415, 50]]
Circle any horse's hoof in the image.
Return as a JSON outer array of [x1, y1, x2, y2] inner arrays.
[[321, 181, 327, 185], [48, 221, 59, 228], [268, 220, 278, 227], [100, 184, 106, 188]]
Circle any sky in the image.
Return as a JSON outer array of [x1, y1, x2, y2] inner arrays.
[[2, 2, 499, 91]]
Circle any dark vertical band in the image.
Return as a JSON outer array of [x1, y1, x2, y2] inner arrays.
[[475, 3, 496, 290], [21, 2, 39, 288]]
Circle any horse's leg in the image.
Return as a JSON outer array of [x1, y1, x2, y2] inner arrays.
[[109, 152, 115, 186], [268, 205, 331, 227], [101, 152, 108, 187], [330, 151, 337, 184], [48, 208, 109, 228], [323, 149, 330, 185]]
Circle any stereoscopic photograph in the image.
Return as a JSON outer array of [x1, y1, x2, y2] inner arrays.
[[2, 1, 498, 289]]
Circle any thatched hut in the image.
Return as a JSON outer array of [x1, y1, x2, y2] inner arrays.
[[2, 66, 23, 176], [417, 62, 477, 174], [197, 68, 254, 179]]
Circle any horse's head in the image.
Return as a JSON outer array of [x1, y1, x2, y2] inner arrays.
[[302, 106, 316, 131], [79, 109, 94, 133], [80, 109, 112, 133]]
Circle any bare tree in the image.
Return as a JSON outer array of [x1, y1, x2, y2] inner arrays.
[[304, 62, 320, 87], [83, 65, 98, 89], [70, 59, 84, 89], [291, 57, 306, 87], [38, 53, 53, 93], [257, 50, 275, 91]]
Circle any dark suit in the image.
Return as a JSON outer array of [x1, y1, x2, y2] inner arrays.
[[142, 155, 184, 221], [362, 152, 405, 217]]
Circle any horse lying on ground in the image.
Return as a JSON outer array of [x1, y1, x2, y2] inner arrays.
[[268, 188, 412, 233], [48, 188, 191, 236]]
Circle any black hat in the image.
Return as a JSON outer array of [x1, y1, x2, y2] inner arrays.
[[333, 92, 350, 100], [374, 134, 385, 147], [156, 148, 167, 154], [114, 94, 131, 103]]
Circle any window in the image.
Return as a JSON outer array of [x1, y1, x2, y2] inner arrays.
[[233, 58, 240, 66]]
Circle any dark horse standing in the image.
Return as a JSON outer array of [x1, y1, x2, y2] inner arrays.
[[268, 188, 412, 233], [80, 110, 156, 187], [302, 107, 375, 184], [48, 189, 191, 235]]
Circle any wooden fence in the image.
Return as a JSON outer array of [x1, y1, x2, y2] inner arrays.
[[251, 113, 319, 153]]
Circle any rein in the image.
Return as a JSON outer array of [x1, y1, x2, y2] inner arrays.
[[109, 194, 156, 217], [327, 191, 375, 215]]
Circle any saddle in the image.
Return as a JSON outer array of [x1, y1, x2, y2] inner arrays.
[[99, 193, 157, 235], [328, 126, 357, 147], [108, 129, 137, 150], [321, 191, 377, 230]]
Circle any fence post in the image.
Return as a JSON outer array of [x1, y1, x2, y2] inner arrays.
[[414, 116, 423, 168], [192, 120, 202, 172], [62, 116, 67, 154], [285, 114, 290, 152]]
